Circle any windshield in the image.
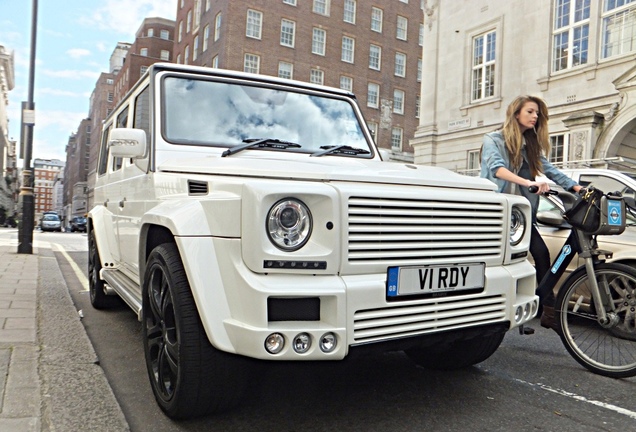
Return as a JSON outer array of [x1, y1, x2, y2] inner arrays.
[[43, 215, 59, 221], [162, 76, 370, 154]]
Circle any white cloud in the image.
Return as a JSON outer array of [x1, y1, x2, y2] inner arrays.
[[41, 69, 100, 80], [67, 48, 91, 59], [81, 0, 176, 37]]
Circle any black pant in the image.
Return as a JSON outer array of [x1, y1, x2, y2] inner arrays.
[[531, 224, 555, 307]]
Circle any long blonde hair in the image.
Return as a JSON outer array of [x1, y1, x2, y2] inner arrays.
[[502, 95, 551, 178]]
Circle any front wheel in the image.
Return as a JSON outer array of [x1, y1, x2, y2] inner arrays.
[[556, 262, 636, 378], [142, 243, 250, 419]]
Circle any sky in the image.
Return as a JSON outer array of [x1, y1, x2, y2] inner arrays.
[[0, 0, 176, 165]]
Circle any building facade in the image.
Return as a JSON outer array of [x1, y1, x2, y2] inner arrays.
[[33, 158, 64, 223], [411, 0, 636, 174], [173, 0, 424, 160], [63, 118, 91, 224], [0, 45, 16, 225]]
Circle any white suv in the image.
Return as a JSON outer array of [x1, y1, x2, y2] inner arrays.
[[88, 63, 537, 419]]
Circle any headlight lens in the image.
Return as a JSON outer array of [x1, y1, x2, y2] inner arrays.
[[510, 206, 526, 246], [267, 198, 312, 251]]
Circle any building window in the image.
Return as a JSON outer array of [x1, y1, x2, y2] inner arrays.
[[187, 10, 192, 33], [417, 58, 422, 81], [283, 0, 297, 5], [203, 24, 210, 51], [312, 28, 326, 55], [206, 0, 211, 11], [279, 61, 294, 79], [215, 12, 222, 41], [244, 53, 260, 74], [193, 36, 199, 61], [601, 0, 636, 58], [471, 30, 496, 102], [342, 36, 355, 63], [371, 7, 383, 32], [140, 66, 148, 75], [415, 94, 420, 118], [194, 0, 201, 30], [344, 0, 356, 23], [313, 0, 330, 16], [419, 23, 424, 45], [393, 89, 405, 114], [340, 75, 353, 91], [397, 16, 408, 40], [367, 82, 379, 108], [160, 29, 170, 40], [310, 68, 324, 85], [553, 0, 590, 71], [107, 92, 114, 102], [212, 55, 218, 68], [247, 10, 263, 39], [391, 127, 403, 150], [147, 28, 154, 37], [369, 45, 381, 70], [550, 134, 569, 163], [394, 52, 406, 77], [177, 54, 181, 64], [467, 149, 480, 174], [160, 50, 170, 60], [178, 21, 183, 42], [184, 45, 190, 64], [140, 48, 148, 56], [367, 122, 378, 141], [281, 19, 296, 47]]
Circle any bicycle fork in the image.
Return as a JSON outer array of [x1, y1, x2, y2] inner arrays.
[[582, 255, 620, 328]]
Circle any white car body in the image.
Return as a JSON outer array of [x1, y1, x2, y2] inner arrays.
[[88, 63, 538, 416]]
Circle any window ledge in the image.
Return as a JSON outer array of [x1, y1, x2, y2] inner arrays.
[[459, 96, 502, 115]]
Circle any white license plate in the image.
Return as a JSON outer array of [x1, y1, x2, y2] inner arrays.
[[387, 263, 485, 297]]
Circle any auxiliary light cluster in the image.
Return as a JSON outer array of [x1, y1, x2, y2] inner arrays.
[[264, 332, 337, 355]]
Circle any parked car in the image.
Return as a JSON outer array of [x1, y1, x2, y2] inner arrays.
[[559, 168, 636, 201], [88, 63, 537, 419], [40, 213, 62, 232], [536, 190, 636, 277], [70, 216, 87, 232]]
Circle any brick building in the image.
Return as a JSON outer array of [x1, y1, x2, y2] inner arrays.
[[173, 0, 424, 160], [33, 158, 64, 223]]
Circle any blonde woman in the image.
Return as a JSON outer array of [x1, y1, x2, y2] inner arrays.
[[480, 95, 582, 331]]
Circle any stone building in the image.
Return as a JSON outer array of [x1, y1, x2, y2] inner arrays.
[[0, 45, 16, 224], [411, 0, 636, 174], [173, 0, 424, 160], [33, 158, 64, 223]]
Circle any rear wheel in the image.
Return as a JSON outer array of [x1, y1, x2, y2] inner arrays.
[[556, 262, 636, 378], [88, 229, 120, 308], [405, 330, 505, 370], [142, 243, 250, 419]]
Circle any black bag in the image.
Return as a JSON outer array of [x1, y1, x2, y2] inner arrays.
[[564, 187, 603, 233]]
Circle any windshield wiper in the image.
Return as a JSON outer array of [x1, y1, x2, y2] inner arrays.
[[222, 138, 302, 157], [311, 145, 371, 157]]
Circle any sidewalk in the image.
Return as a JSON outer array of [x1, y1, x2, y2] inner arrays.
[[0, 235, 129, 432]]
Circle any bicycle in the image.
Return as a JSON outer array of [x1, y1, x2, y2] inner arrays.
[[530, 185, 636, 378]]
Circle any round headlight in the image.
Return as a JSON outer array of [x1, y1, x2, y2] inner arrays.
[[510, 206, 526, 246], [267, 199, 312, 251]]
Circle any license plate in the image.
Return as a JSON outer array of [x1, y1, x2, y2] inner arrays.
[[387, 263, 485, 297]]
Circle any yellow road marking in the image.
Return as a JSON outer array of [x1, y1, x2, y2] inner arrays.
[[52, 243, 89, 291]]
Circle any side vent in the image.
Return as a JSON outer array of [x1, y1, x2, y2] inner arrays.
[[188, 180, 208, 195]]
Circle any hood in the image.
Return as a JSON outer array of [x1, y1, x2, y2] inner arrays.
[[157, 154, 497, 191]]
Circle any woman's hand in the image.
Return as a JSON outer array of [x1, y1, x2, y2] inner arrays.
[[527, 180, 551, 194]]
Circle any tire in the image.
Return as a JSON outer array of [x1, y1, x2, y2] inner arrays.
[[556, 262, 636, 378], [142, 243, 250, 419], [405, 329, 505, 370], [88, 229, 120, 308]]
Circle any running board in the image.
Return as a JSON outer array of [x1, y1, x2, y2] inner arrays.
[[101, 268, 143, 321]]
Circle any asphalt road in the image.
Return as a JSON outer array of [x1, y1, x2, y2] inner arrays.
[[48, 232, 636, 432]]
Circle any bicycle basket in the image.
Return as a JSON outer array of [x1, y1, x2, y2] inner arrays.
[[564, 187, 626, 235]]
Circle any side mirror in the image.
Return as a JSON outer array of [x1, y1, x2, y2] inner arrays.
[[109, 128, 147, 159], [536, 210, 567, 228]]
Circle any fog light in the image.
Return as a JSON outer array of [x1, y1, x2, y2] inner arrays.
[[515, 306, 523, 323], [319, 332, 337, 353], [293, 333, 311, 353], [265, 333, 285, 354], [532, 300, 539, 317], [523, 303, 531, 319]]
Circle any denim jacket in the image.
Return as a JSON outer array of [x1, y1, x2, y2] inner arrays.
[[480, 131, 577, 219]]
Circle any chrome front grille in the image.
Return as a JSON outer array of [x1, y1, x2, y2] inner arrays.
[[348, 196, 504, 265], [353, 295, 507, 344]]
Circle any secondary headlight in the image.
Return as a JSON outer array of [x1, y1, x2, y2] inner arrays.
[[267, 198, 312, 251], [510, 205, 527, 246]]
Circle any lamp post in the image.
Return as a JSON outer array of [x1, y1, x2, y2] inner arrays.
[[18, 0, 38, 254]]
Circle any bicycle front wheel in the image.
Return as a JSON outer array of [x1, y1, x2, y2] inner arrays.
[[556, 262, 636, 378]]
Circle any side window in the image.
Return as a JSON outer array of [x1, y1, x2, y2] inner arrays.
[[579, 175, 630, 196], [133, 86, 150, 147], [97, 125, 112, 176], [113, 107, 130, 171]]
